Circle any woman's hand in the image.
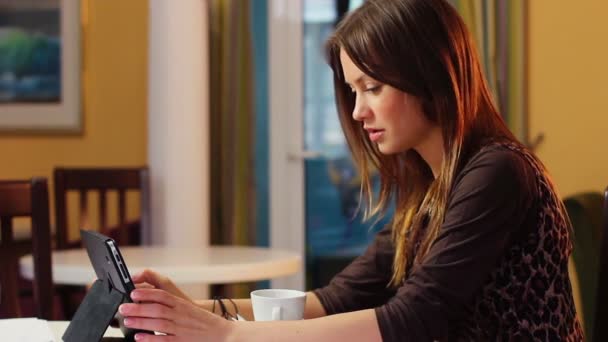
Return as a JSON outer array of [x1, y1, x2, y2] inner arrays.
[[119, 288, 236, 341], [131, 269, 192, 303]]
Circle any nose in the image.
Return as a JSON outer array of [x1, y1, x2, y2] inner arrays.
[[352, 94, 370, 122]]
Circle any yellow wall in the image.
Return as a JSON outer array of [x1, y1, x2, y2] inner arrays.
[[529, 0, 608, 197], [0, 1, 147, 201], [1, 1, 603, 229]]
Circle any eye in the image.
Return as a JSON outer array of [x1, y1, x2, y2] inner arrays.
[[364, 85, 382, 94]]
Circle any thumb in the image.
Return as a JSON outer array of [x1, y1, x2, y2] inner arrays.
[[131, 268, 165, 286], [131, 271, 145, 283], [131, 269, 154, 283]]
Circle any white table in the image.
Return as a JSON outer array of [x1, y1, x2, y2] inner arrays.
[[20, 246, 301, 285], [0, 319, 123, 341], [49, 321, 123, 340]]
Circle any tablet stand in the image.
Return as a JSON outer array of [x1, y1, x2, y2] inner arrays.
[[63, 278, 133, 342]]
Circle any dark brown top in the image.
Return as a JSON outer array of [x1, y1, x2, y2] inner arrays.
[[313, 143, 583, 341]]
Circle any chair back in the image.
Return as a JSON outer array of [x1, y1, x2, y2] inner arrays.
[[593, 187, 608, 342], [565, 189, 608, 341], [54, 167, 150, 249], [0, 178, 53, 319]]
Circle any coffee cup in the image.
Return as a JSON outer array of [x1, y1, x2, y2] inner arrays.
[[250, 289, 306, 321]]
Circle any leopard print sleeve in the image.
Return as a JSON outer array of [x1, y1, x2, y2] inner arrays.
[[375, 143, 583, 341]]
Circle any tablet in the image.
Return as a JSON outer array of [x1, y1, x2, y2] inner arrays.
[[81, 229, 136, 296], [80, 229, 148, 339]]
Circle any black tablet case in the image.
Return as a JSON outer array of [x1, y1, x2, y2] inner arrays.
[[62, 278, 126, 341], [62, 230, 144, 341]]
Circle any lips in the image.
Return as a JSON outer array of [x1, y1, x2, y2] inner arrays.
[[364, 128, 385, 142]]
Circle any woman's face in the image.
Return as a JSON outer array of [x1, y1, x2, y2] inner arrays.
[[340, 49, 438, 155]]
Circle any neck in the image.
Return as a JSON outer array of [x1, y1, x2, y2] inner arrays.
[[415, 126, 444, 178]]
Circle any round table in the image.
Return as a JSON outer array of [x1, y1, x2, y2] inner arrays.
[[20, 246, 301, 285]]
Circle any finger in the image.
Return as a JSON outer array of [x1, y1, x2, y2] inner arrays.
[[123, 317, 177, 336], [135, 282, 156, 289], [120, 302, 175, 320], [133, 333, 174, 342], [130, 289, 180, 307], [121, 290, 211, 332]]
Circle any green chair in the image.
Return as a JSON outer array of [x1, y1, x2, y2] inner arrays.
[[564, 188, 608, 341]]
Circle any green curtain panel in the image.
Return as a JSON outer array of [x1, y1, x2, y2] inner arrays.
[[209, 1, 256, 254], [449, 0, 528, 142], [209, 0, 257, 298]]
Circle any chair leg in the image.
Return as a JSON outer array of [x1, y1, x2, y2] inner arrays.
[[57, 285, 86, 320], [0, 255, 21, 318], [57, 286, 72, 319]]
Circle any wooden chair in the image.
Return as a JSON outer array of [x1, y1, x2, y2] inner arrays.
[[53, 167, 150, 318], [0, 178, 53, 319], [564, 188, 608, 341], [593, 187, 608, 342], [54, 167, 150, 249]]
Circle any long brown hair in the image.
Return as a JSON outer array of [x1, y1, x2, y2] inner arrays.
[[326, 0, 541, 286]]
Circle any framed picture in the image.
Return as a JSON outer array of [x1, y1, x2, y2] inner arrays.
[[0, 0, 81, 133]]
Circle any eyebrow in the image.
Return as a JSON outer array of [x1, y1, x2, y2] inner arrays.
[[345, 74, 373, 87]]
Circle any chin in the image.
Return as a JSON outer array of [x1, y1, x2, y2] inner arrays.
[[377, 142, 411, 155], [377, 144, 399, 155]]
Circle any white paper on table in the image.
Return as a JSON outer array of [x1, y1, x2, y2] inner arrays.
[[0, 317, 54, 342]]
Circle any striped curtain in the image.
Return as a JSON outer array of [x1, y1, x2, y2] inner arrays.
[[449, 0, 529, 144], [208, 0, 256, 297]]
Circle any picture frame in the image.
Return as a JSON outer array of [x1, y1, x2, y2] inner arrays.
[[0, 0, 81, 133]]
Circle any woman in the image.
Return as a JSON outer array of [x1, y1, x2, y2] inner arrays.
[[119, 0, 583, 340]]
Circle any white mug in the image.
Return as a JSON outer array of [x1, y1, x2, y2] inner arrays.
[[250, 289, 306, 321]]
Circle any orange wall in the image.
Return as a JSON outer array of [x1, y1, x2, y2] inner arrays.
[[529, 0, 608, 197], [0, 1, 147, 191]]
